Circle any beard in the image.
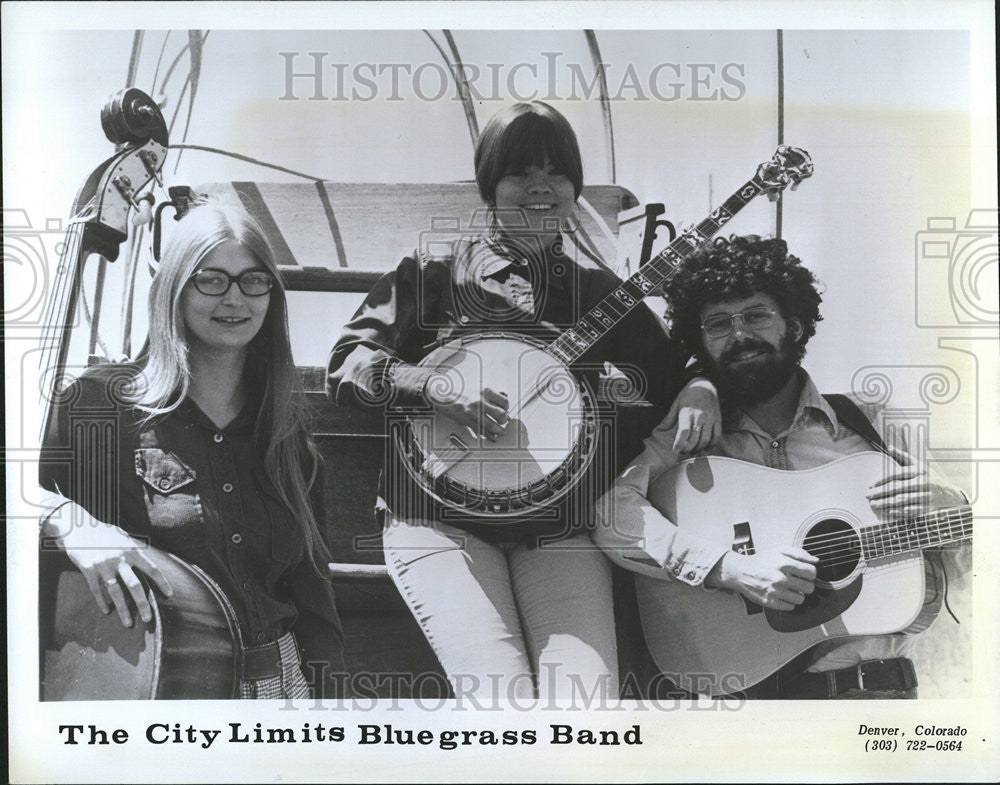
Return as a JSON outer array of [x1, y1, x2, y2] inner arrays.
[[703, 329, 801, 407]]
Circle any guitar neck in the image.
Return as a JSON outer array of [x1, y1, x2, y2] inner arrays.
[[860, 506, 973, 559], [546, 177, 765, 366]]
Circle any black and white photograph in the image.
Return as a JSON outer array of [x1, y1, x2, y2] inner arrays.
[[5, 1, 998, 782]]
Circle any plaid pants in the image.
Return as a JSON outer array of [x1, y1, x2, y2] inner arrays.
[[239, 632, 311, 700]]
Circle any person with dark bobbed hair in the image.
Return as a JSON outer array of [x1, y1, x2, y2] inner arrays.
[[329, 101, 721, 701], [596, 234, 969, 700], [474, 101, 584, 205]]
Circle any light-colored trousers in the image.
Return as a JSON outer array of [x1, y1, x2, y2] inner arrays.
[[383, 513, 619, 703]]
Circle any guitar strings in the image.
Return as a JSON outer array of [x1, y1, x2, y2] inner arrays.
[[804, 523, 972, 559], [788, 508, 972, 548], [801, 525, 972, 570], [799, 518, 972, 552], [794, 518, 972, 552], [771, 511, 973, 570]]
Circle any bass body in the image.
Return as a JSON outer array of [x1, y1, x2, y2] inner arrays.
[[635, 452, 972, 696], [40, 545, 241, 700]]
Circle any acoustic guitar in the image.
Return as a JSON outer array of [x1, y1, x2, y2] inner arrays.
[[635, 452, 972, 696]]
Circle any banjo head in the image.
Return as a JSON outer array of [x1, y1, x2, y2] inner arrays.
[[403, 333, 599, 518]]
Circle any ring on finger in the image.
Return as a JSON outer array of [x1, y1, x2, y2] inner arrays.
[[692, 425, 702, 432], [104, 577, 119, 587]]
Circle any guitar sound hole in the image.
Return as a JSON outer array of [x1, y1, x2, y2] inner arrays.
[[802, 518, 861, 583]]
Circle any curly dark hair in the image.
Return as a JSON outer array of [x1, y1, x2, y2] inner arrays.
[[663, 234, 823, 362]]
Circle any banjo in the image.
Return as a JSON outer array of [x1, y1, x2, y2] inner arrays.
[[396, 146, 814, 520]]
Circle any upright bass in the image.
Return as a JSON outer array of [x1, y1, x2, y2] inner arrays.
[[38, 88, 241, 700]]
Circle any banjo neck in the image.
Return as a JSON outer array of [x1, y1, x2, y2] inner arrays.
[[545, 145, 814, 367]]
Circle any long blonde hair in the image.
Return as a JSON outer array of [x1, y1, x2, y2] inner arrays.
[[132, 198, 329, 567]]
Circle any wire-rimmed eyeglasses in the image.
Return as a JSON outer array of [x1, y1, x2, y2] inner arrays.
[[701, 306, 777, 339]]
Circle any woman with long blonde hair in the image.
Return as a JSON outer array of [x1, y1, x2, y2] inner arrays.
[[40, 198, 344, 699]]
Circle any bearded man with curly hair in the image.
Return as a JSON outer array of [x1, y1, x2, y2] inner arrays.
[[594, 235, 969, 700], [664, 235, 822, 414]]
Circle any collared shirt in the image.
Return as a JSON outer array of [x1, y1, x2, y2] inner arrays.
[[594, 369, 934, 671], [39, 364, 345, 695], [327, 233, 695, 538]]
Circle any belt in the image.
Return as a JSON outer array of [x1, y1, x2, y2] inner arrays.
[[240, 639, 284, 681], [750, 657, 917, 699]]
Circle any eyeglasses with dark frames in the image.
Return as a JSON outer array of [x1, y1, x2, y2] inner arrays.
[[701, 306, 778, 339], [188, 268, 274, 297]]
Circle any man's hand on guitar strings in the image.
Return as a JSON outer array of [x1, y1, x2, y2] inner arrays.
[[667, 377, 722, 454], [707, 546, 819, 612], [866, 443, 967, 519]]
